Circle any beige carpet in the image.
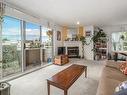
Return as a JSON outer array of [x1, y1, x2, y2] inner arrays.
[[9, 59, 105, 95]]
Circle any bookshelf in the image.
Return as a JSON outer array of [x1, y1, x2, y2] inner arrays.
[[94, 38, 107, 60]]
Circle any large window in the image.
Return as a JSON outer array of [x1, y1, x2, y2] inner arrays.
[[25, 22, 41, 70], [112, 32, 127, 51], [25, 22, 41, 48], [41, 27, 53, 64], [0, 15, 53, 79], [2, 16, 22, 77]]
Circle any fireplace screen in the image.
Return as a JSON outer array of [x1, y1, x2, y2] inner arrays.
[[67, 47, 79, 58]]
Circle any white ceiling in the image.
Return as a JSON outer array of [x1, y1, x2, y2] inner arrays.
[[5, 0, 127, 26]]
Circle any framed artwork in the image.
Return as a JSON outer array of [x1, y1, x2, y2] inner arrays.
[[86, 31, 91, 37], [57, 31, 61, 41]]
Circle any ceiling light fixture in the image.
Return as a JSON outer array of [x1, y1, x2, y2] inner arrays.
[[77, 21, 80, 25]]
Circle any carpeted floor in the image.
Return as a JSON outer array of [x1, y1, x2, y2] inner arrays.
[[9, 59, 105, 95]]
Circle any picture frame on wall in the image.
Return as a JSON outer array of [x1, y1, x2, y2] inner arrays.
[[57, 31, 61, 41], [86, 31, 91, 37]]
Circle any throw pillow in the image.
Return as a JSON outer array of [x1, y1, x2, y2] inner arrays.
[[105, 61, 120, 70], [123, 67, 127, 75], [115, 81, 127, 92], [119, 62, 127, 73], [114, 89, 127, 95]]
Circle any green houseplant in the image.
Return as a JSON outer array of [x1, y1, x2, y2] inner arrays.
[[92, 28, 107, 43], [92, 27, 108, 60]]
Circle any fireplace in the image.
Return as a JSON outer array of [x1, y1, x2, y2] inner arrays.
[[67, 47, 79, 58]]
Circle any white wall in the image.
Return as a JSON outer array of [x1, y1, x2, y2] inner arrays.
[[84, 26, 94, 60], [53, 26, 63, 56]]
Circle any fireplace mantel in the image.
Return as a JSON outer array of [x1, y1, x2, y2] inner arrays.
[[64, 41, 83, 58]]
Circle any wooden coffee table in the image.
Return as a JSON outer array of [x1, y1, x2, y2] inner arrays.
[[47, 64, 87, 95]]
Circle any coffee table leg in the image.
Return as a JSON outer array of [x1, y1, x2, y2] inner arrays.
[[85, 67, 87, 78], [47, 82, 50, 95], [64, 90, 67, 95]]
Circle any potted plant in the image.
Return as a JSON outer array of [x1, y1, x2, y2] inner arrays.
[[0, 82, 11, 95], [92, 28, 108, 43], [92, 27, 108, 60]]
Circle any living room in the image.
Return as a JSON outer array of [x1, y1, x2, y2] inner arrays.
[[0, 0, 127, 95]]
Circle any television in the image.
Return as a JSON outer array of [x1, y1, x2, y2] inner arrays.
[[58, 47, 65, 55]]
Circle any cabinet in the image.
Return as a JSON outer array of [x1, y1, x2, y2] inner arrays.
[[25, 48, 41, 66]]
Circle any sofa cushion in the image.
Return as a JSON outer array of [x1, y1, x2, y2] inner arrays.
[[105, 60, 122, 70], [102, 66, 127, 81], [96, 77, 121, 95], [96, 61, 127, 95], [105, 61, 127, 76]]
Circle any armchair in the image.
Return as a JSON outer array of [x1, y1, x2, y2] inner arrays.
[[54, 55, 69, 65]]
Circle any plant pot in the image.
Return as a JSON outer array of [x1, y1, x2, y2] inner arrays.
[[0, 82, 11, 95]]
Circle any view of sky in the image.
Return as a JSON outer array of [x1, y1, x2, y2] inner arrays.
[[2, 16, 49, 42]]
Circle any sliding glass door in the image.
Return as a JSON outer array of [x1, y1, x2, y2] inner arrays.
[[24, 22, 41, 70], [0, 15, 54, 79], [2, 16, 22, 77], [41, 27, 53, 65]]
